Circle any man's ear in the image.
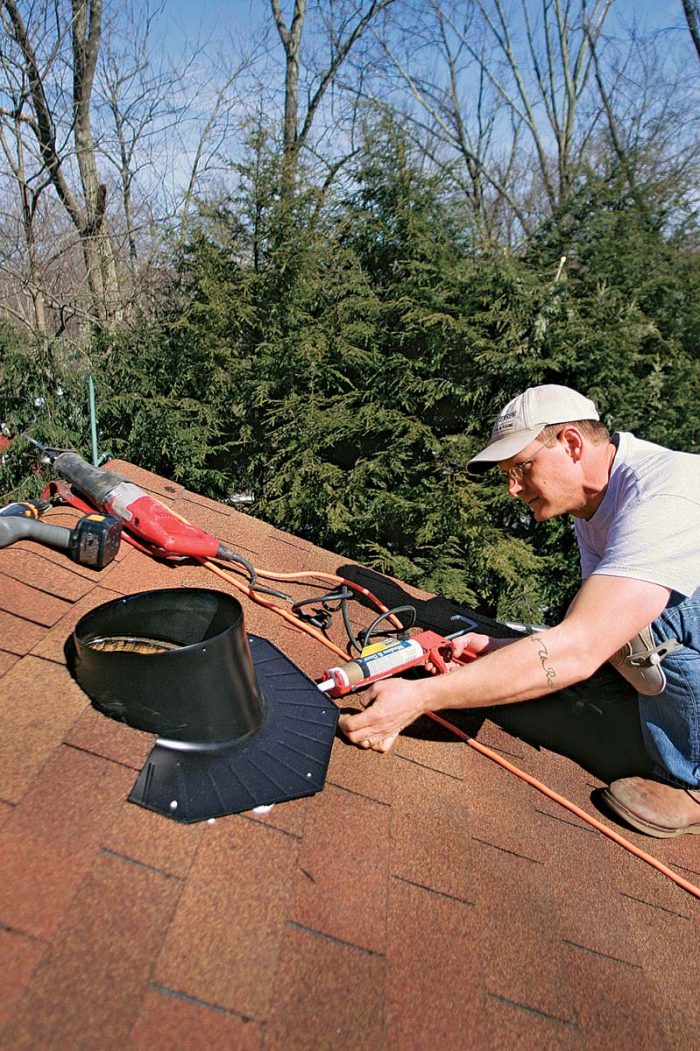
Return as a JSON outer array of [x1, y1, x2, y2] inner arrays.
[[560, 425, 584, 462]]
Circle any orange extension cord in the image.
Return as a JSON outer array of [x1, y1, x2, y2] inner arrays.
[[427, 711, 700, 901], [198, 553, 700, 902], [115, 498, 700, 902]]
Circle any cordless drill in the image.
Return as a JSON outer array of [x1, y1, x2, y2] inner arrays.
[[0, 502, 122, 569]]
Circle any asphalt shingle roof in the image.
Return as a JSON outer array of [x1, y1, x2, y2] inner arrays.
[[0, 460, 698, 1050]]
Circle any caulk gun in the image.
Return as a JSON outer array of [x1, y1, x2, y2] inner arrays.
[[317, 629, 479, 700], [52, 451, 237, 561]]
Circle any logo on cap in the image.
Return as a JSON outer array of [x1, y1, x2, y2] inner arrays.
[[494, 411, 516, 433]]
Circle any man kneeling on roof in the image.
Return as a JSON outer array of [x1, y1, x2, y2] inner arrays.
[[339, 384, 700, 839]]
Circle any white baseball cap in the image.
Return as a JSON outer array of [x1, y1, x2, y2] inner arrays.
[[467, 384, 600, 474]]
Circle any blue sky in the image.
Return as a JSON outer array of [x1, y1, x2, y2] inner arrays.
[[162, 0, 262, 50], [161, 0, 691, 55], [153, 0, 694, 198]]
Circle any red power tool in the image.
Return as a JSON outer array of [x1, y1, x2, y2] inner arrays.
[[52, 452, 237, 561], [317, 629, 479, 699]]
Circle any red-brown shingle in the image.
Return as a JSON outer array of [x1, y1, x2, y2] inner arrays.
[[1, 852, 182, 1049], [0, 573, 72, 625], [266, 924, 386, 1051], [153, 818, 298, 1018], [291, 783, 390, 955], [385, 879, 487, 1051], [0, 658, 88, 803], [0, 610, 46, 656], [1, 458, 698, 1050], [0, 930, 46, 1034], [0, 746, 134, 939], [129, 988, 264, 1051]]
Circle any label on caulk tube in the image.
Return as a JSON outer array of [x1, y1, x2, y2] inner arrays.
[[345, 638, 425, 686]]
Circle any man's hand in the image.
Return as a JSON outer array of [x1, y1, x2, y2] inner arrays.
[[337, 677, 432, 753], [338, 633, 497, 752], [449, 631, 493, 661], [432, 631, 514, 673]]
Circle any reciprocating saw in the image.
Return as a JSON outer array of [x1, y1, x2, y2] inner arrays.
[[53, 452, 239, 562], [317, 629, 479, 699]]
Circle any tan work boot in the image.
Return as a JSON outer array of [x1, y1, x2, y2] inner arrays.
[[602, 776, 700, 838]]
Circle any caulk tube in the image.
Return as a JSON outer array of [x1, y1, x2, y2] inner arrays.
[[319, 638, 426, 694]]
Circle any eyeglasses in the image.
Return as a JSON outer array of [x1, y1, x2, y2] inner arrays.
[[500, 434, 559, 484]]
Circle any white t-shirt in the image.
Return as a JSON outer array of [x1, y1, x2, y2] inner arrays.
[[575, 432, 700, 600]]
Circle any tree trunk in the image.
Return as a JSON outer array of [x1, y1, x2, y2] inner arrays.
[[270, 0, 397, 197], [2, 0, 121, 332], [71, 0, 121, 327], [270, 0, 306, 194], [682, 0, 700, 64]]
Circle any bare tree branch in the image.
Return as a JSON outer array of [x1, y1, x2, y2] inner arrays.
[[270, 0, 398, 192], [2, 0, 121, 329]]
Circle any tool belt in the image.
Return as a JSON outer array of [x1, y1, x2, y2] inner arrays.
[[609, 625, 683, 696]]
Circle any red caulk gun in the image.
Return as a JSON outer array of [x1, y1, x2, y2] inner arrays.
[[317, 629, 479, 699]]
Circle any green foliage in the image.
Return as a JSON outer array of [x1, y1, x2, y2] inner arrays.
[[209, 123, 588, 620], [528, 174, 700, 451], [95, 307, 239, 495], [2, 126, 698, 625], [0, 326, 93, 501]]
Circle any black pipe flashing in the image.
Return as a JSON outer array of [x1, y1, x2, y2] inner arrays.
[[69, 588, 338, 823]]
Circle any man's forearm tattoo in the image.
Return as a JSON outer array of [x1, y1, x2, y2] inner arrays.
[[529, 635, 557, 689]]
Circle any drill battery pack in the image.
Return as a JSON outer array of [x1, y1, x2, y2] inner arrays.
[[71, 514, 122, 569]]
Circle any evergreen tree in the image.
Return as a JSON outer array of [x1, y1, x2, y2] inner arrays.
[[528, 172, 700, 451], [0, 326, 93, 500], [4, 126, 697, 629], [336, 124, 568, 619]]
